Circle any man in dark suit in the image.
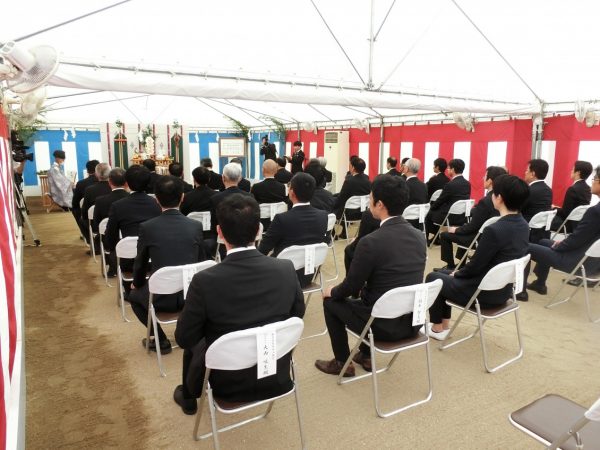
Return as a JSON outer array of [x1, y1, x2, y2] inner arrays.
[[437, 166, 507, 270], [305, 159, 335, 212], [81, 163, 112, 252], [343, 209, 380, 274], [551, 160, 592, 232], [173, 194, 305, 414], [72, 159, 98, 239], [524, 166, 600, 298], [425, 158, 471, 243], [230, 157, 251, 192], [315, 175, 427, 376], [522, 158, 553, 243], [287, 140, 305, 174], [251, 159, 286, 204], [129, 176, 207, 354], [334, 157, 371, 238], [404, 158, 428, 205], [426, 157, 450, 199], [274, 157, 293, 184], [260, 135, 277, 161], [180, 166, 217, 219], [386, 157, 402, 176], [318, 156, 333, 184], [142, 159, 161, 194], [201, 158, 225, 191], [425, 175, 531, 340], [258, 173, 328, 286], [168, 162, 194, 193]]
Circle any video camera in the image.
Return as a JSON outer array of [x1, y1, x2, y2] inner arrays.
[[10, 130, 34, 163]]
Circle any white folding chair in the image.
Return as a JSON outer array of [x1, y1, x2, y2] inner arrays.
[[429, 199, 475, 248], [98, 218, 112, 287], [147, 260, 217, 377], [338, 195, 370, 242], [284, 184, 289, 196], [116, 236, 138, 322], [337, 279, 443, 418], [402, 203, 431, 237], [194, 317, 306, 450], [324, 213, 339, 282], [259, 202, 288, 222], [529, 210, 557, 233], [439, 254, 530, 373], [551, 205, 590, 241], [546, 238, 600, 323], [509, 394, 600, 449], [430, 189, 442, 202], [454, 216, 501, 270], [215, 223, 263, 263], [87, 205, 97, 262], [187, 211, 211, 233], [278, 243, 329, 339]]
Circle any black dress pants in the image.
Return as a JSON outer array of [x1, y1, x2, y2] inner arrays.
[[439, 232, 475, 267]]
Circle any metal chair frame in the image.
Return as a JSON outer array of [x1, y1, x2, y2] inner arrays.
[[98, 218, 112, 287], [402, 203, 431, 238], [338, 195, 370, 242], [550, 204, 590, 240], [429, 199, 475, 248], [87, 205, 98, 262], [454, 216, 501, 270], [324, 213, 339, 282], [115, 236, 138, 322]]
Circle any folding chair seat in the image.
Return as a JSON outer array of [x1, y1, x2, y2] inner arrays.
[[337, 279, 443, 418], [215, 223, 263, 263], [87, 205, 98, 262], [338, 195, 370, 242], [454, 216, 501, 270], [509, 394, 600, 450], [98, 218, 112, 287], [551, 204, 590, 241], [429, 199, 475, 248], [402, 203, 430, 237], [429, 189, 442, 202], [147, 260, 216, 376], [187, 211, 211, 234], [528, 209, 557, 235], [193, 317, 306, 449], [546, 238, 600, 322], [115, 236, 138, 322], [439, 254, 530, 373], [324, 213, 339, 282]]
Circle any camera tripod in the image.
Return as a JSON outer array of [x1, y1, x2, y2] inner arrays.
[[14, 183, 41, 247]]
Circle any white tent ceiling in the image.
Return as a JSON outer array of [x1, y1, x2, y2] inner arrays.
[[3, 0, 600, 127]]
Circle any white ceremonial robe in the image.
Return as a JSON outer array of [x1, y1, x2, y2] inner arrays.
[[47, 162, 73, 207]]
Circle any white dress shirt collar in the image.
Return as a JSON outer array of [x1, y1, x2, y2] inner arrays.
[[380, 216, 397, 227], [293, 202, 310, 208], [226, 246, 256, 256]]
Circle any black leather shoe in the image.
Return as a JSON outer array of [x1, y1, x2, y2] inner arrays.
[[526, 282, 548, 295], [142, 338, 172, 354], [515, 291, 528, 301], [173, 385, 197, 415], [352, 352, 372, 372]]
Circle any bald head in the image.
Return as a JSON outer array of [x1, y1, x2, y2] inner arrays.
[[262, 159, 278, 177]]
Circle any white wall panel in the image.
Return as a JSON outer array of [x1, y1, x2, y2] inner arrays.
[[400, 142, 413, 160], [578, 141, 600, 205], [61, 142, 78, 181], [188, 143, 200, 181], [424, 142, 439, 181], [540, 140, 556, 188], [486, 141, 507, 168], [453, 142, 471, 180], [358, 142, 370, 175]]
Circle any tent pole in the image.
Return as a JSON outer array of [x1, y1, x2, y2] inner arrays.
[[531, 104, 544, 158], [367, 0, 375, 90], [379, 117, 384, 174]]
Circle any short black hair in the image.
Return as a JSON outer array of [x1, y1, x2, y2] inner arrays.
[[371, 174, 409, 216], [290, 172, 316, 202], [142, 159, 156, 172], [528, 159, 549, 180], [86, 160, 99, 174], [492, 174, 530, 211], [191, 166, 210, 185], [304, 160, 325, 187], [401, 157, 410, 165], [155, 175, 183, 208], [201, 158, 213, 168], [434, 158, 447, 171], [230, 157, 243, 165], [351, 157, 366, 174], [448, 159, 465, 174], [125, 165, 151, 192], [387, 157, 397, 168], [574, 160, 593, 180], [485, 166, 508, 182], [217, 194, 260, 247], [108, 168, 126, 187], [293, 140, 302, 147], [168, 162, 184, 178], [275, 157, 287, 168], [349, 155, 359, 163]]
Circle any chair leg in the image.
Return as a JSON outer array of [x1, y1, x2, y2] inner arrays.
[[325, 244, 339, 282], [149, 307, 166, 377], [291, 361, 307, 450], [477, 304, 524, 373], [439, 299, 475, 351], [208, 389, 221, 450], [582, 268, 600, 323], [428, 218, 447, 249], [344, 213, 350, 242], [546, 282, 582, 309]]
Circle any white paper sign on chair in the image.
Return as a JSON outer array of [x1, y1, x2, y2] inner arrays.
[[545, 212, 554, 230], [514, 259, 525, 294], [202, 215, 210, 232], [182, 267, 197, 298], [304, 245, 316, 275], [412, 286, 429, 326], [257, 330, 277, 379], [419, 205, 426, 223], [360, 196, 369, 211], [465, 200, 473, 217], [270, 204, 277, 220]]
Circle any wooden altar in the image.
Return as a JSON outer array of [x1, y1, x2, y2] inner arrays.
[[131, 155, 174, 175]]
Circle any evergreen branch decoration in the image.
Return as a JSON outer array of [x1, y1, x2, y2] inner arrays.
[[261, 116, 288, 139], [227, 116, 250, 140]]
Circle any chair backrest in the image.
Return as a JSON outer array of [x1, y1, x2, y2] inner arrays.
[[529, 210, 557, 230], [187, 211, 211, 231], [345, 195, 370, 212], [479, 215, 501, 233], [402, 203, 431, 223], [566, 204, 590, 222], [115, 236, 138, 259], [259, 202, 288, 220], [277, 243, 329, 271], [205, 317, 304, 371], [585, 396, 600, 422], [371, 279, 443, 319], [87, 204, 95, 221], [148, 260, 217, 295], [430, 189, 442, 202], [99, 218, 109, 235], [326, 213, 336, 232], [478, 254, 531, 292], [585, 238, 600, 258], [448, 199, 474, 216]]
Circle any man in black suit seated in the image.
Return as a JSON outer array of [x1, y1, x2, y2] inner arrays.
[[523, 166, 600, 299], [334, 157, 371, 238], [522, 158, 553, 243], [168, 162, 194, 193], [180, 166, 217, 219], [315, 175, 427, 376], [230, 157, 251, 192], [201, 158, 224, 191], [81, 163, 112, 252], [128, 176, 207, 354], [173, 194, 305, 414], [386, 156, 402, 176], [251, 159, 286, 204], [274, 157, 293, 184], [426, 157, 450, 199], [399, 157, 410, 178], [318, 156, 333, 184], [405, 158, 428, 205], [425, 158, 471, 244], [425, 175, 530, 340], [259, 135, 277, 162], [286, 140, 305, 174], [551, 160, 592, 232], [437, 166, 507, 270], [72, 159, 98, 239], [305, 159, 335, 213], [343, 209, 380, 273], [142, 159, 161, 194], [258, 173, 328, 287], [93, 168, 129, 276]]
